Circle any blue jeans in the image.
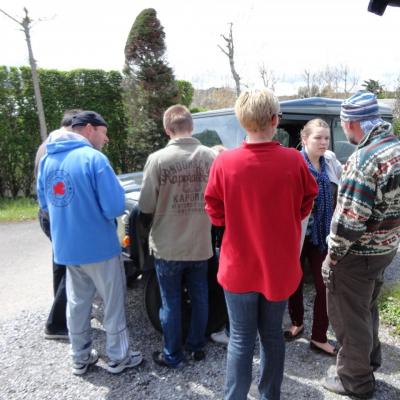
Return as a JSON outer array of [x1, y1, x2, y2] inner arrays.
[[155, 258, 209, 367], [224, 290, 287, 400]]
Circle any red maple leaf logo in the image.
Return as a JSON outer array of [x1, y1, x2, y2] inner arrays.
[[53, 181, 65, 196]]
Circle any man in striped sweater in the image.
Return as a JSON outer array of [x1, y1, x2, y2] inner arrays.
[[322, 91, 400, 399]]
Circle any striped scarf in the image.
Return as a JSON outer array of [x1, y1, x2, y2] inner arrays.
[[302, 150, 333, 252]]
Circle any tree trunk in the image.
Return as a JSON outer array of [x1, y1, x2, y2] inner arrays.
[[218, 23, 241, 98]]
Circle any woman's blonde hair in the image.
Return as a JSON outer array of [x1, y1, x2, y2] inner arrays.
[[234, 89, 280, 132], [300, 118, 330, 144]]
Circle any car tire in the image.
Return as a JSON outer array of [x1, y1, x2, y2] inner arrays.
[[143, 256, 228, 336]]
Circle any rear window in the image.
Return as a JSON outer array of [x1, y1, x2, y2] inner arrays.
[[193, 113, 244, 149]]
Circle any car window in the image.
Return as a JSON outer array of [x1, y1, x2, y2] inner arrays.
[[332, 118, 356, 164], [193, 113, 245, 149], [274, 128, 290, 147]]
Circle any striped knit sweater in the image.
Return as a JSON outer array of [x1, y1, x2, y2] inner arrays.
[[328, 122, 400, 260]]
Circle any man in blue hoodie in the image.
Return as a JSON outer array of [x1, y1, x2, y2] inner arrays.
[[37, 111, 142, 375]]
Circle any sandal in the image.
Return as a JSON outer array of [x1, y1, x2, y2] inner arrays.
[[310, 341, 338, 356], [283, 325, 304, 341]]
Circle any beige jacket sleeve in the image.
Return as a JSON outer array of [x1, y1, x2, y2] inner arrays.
[[138, 154, 159, 214]]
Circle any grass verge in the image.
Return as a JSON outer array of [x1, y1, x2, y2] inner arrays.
[[379, 283, 400, 336], [0, 197, 38, 222]]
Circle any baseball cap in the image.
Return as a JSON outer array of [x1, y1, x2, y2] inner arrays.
[[71, 111, 108, 128]]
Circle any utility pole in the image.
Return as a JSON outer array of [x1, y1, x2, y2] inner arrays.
[[0, 7, 47, 141]]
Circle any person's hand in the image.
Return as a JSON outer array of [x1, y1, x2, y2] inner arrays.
[[322, 253, 337, 286], [324, 253, 337, 267]]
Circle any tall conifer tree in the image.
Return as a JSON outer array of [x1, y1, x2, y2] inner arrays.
[[124, 8, 178, 170]]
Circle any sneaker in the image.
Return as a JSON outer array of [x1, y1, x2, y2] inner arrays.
[[107, 350, 143, 374], [72, 349, 99, 376], [322, 376, 374, 399], [211, 330, 229, 345], [187, 350, 206, 361], [44, 329, 69, 341]]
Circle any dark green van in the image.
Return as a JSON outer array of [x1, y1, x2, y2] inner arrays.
[[117, 97, 393, 336], [192, 97, 393, 164]]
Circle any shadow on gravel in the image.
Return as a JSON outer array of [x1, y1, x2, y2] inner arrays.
[[80, 356, 227, 400], [377, 341, 400, 375], [280, 375, 325, 400], [375, 380, 400, 399], [283, 337, 400, 381], [284, 337, 337, 381]]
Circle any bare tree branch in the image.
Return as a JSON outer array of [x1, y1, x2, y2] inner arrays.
[[218, 23, 241, 97], [339, 64, 359, 95], [259, 63, 278, 91]]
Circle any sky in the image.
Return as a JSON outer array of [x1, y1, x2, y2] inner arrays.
[[0, 0, 399, 95]]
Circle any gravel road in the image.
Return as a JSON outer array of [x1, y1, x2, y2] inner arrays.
[[0, 221, 399, 399]]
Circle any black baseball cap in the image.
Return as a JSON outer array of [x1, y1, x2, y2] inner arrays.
[[71, 111, 108, 128]]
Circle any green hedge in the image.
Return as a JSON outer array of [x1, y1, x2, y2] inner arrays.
[[0, 66, 129, 198]]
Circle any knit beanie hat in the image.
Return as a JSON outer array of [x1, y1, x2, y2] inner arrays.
[[340, 91, 380, 122]]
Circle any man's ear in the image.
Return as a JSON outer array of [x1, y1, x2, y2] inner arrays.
[[165, 128, 174, 138], [271, 114, 279, 128]]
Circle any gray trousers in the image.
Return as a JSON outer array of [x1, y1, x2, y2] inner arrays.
[[324, 250, 396, 395], [66, 256, 130, 364]]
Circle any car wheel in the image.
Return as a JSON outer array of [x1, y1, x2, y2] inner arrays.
[[143, 257, 228, 336]]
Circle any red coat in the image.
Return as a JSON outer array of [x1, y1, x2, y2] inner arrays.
[[205, 141, 318, 301]]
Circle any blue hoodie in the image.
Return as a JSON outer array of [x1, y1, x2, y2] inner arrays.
[[37, 137, 125, 265]]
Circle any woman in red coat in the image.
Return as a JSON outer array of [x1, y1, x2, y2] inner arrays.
[[205, 89, 318, 400]]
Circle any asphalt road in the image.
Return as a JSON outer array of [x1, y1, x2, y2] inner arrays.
[[1, 219, 399, 323], [0, 220, 52, 321]]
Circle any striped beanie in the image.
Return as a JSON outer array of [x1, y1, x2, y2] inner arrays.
[[340, 91, 380, 122]]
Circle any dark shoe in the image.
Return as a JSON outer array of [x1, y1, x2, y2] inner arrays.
[[371, 362, 380, 372], [187, 350, 205, 361], [323, 376, 374, 399], [44, 329, 69, 341], [310, 341, 338, 357], [152, 351, 184, 369], [283, 326, 304, 341]]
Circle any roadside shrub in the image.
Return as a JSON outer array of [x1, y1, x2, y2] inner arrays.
[[0, 67, 129, 198]]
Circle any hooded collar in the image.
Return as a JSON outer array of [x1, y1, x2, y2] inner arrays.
[[358, 121, 393, 149], [46, 136, 92, 155]]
